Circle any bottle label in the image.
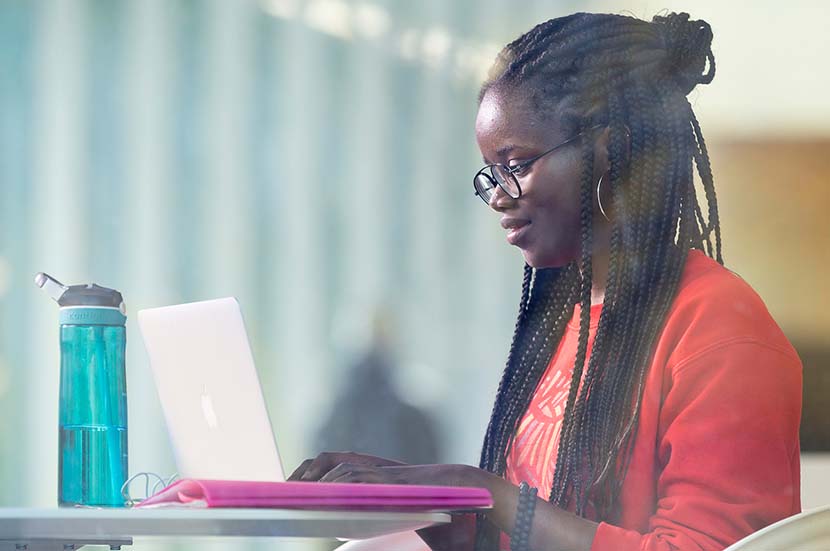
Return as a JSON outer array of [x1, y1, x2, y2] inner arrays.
[[60, 307, 127, 326]]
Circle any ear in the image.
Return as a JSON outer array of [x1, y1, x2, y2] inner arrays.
[[593, 124, 631, 180], [592, 126, 612, 181], [591, 126, 618, 224]]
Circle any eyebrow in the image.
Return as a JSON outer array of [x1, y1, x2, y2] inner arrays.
[[497, 144, 519, 158], [482, 144, 524, 164]]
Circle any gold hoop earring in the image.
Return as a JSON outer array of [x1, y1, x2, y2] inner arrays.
[[597, 174, 611, 222]]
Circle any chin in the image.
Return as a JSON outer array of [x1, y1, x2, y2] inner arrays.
[[522, 247, 575, 269]]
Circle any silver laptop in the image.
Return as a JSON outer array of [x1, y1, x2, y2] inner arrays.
[[137, 297, 285, 482]]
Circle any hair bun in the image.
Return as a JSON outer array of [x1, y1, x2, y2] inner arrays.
[[652, 12, 715, 94]]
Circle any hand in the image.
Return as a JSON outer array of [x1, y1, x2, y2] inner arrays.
[[287, 451, 406, 481], [317, 462, 495, 489], [299, 462, 500, 551]]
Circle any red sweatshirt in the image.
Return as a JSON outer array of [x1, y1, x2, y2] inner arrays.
[[504, 249, 802, 550]]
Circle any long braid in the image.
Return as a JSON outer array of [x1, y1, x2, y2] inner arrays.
[[479, 264, 532, 470], [595, 79, 664, 512], [689, 107, 723, 264], [475, 266, 577, 549], [576, 95, 628, 512], [476, 12, 722, 546], [494, 267, 577, 473], [550, 128, 595, 510]]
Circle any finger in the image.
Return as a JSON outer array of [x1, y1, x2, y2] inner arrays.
[[300, 452, 365, 481], [318, 462, 357, 483], [332, 471, 385, 484], [325, 464, 395, 484], [299, 452, 343, 481], [332, 465, 435, 486], [318, 463, 386, 483], [287, 459, 314, 481]]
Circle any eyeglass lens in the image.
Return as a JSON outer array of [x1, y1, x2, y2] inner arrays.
[[492, 165, 520, 197], [474, 166, 520, 203]]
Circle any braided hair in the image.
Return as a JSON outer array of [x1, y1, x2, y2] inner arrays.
[[475, 12, 722, 548]]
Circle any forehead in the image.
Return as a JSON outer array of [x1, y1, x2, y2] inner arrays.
[[475, 87, 565, 152]]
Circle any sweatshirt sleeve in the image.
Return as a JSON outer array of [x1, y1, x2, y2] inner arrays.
[[590, 339, 802, 551]]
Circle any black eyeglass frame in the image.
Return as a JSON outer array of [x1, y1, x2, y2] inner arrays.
[[473, 124, 606, 204]]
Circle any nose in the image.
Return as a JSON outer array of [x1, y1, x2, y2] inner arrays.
[[488, 182, 516, 212]]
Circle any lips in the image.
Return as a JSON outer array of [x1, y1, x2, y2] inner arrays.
[[501, 217, 531, 246]]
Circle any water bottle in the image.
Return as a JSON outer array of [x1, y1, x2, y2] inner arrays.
[[35, 272, 128, 507]]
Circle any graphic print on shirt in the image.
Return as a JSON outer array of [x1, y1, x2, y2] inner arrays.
[[506, 365, 573, 500]]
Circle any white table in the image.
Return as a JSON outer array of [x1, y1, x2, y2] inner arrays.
[[0, 507, 450, 551]]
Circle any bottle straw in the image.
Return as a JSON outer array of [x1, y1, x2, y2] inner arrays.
[[34, 272, 68, 303]]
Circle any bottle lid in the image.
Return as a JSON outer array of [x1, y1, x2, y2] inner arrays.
[[59, 282, 125, 310], [35, 273, 126, 313]]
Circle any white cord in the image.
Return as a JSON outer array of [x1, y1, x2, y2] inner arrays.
[[121, 472, 179, 507]]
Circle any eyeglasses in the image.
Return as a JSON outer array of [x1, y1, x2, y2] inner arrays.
[[472, 124, 604, 205]]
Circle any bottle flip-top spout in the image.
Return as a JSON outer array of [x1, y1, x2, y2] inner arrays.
[[35, 272, 69, 303]]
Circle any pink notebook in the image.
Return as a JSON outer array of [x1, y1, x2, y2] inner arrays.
[[137, 479, 493, 512]]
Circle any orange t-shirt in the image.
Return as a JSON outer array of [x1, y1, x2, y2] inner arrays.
[[503, 249, 802, 550]]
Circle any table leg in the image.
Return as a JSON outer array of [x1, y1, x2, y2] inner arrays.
[[0, 537, 132, 551]]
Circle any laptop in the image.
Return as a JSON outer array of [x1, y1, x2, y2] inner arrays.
[[137, 297, 285, 482], [136, 297, 493, 523]]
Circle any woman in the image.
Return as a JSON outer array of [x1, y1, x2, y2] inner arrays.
[[290, 11, 802, 551]]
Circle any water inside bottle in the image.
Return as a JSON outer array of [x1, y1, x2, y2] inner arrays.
[[59, 424, 128, 507]]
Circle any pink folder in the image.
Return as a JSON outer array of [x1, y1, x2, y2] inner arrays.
[[137, 479, 493, 511]]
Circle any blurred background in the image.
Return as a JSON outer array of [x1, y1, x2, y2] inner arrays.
[[0, 0, 828, 549]]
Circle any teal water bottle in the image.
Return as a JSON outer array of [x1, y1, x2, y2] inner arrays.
[[36, 272, 128, 507]]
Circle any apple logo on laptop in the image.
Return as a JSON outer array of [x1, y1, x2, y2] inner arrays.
[[201, 385, 220, 430]]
